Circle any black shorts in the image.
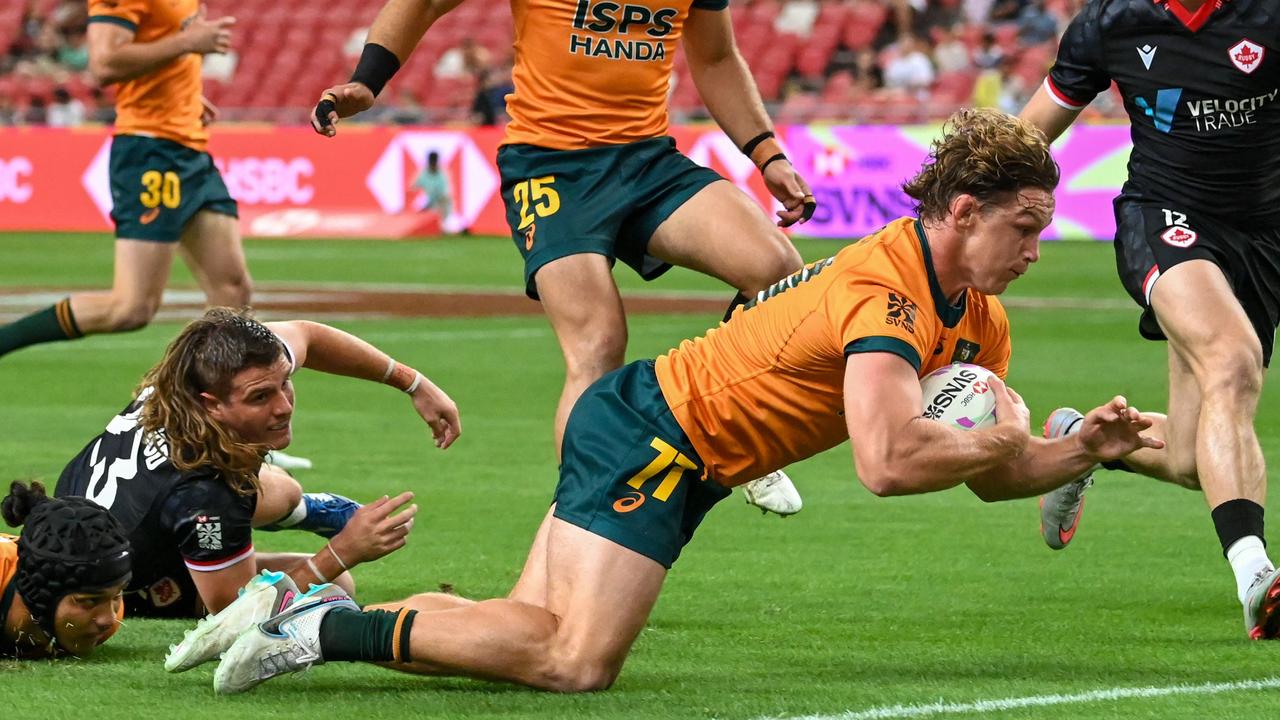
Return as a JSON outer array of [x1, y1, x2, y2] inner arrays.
[[1113, 196, 1280, 366]]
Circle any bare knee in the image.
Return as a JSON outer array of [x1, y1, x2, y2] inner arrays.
[[737, 239, 803, 295], [539, 653, 619, 693], [105, 296, 160, 332], [561, 328, 627, 382], [1195, 344, 1264, 404], [210, 273, 253, 307]]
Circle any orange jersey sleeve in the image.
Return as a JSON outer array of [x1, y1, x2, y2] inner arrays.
[[0, 534, 16, 592], [88, 0, 206, 150], [655, 218, 1012, 486], [503, 0, 725, 149]]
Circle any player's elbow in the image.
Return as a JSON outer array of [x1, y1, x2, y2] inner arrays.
[[88, 57, 122, 85], [855, 461, 911, 497]]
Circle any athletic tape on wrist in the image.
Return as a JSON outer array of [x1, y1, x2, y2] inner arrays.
[[350, 43, 401, 97], [760, 153, 788, 173], [405, 372, 423, 395], [740, 131, 774, 158], [326, 543, 350, 572], [306, 557, 329, 583], [381, 356, 396, 383]]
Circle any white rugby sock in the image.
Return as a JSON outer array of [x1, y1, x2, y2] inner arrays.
[[274, 498, 309, 528], [1227, 535, 1273, 604]]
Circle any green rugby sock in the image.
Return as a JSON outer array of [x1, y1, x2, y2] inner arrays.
[[318, 607, 416, 663], [0, 299, 82, 358]]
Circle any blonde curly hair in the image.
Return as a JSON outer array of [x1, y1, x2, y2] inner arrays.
[[136, 308, 285, 495], [903, 108, 1059, 222]]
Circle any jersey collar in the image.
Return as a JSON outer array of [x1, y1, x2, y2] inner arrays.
[[1155, 0, 1224, 33], [913, 219, 967, 329]]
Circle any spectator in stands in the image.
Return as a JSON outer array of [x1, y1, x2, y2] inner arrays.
[[974, 32, 1005, 70], [0, 95, 18, 126], [882, 35, 936, 97], [933, 26, 972, 74], [56, 29, 90, 72], [88, 87, 115, 124], [24, 96, 48, 125], [1016, 0, 1059, 44], [48, 86, 85, 127]]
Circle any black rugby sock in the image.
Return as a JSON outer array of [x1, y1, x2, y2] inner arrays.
[[1211, 498, 1266, 557], [0, 299, 81, 358], [318, 607, 416, 663]]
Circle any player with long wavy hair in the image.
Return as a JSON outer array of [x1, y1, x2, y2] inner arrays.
[[53, 308, 460, 632]]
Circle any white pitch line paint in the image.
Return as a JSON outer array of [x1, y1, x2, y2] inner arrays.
[[768, 677, 1280, 720]]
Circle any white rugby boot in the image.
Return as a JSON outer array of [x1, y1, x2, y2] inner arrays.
[[1243, 567, 1280, 639], [1038, 408, 1095, 550], [743, 469, 803, 517], [214, 583, 357, 694], [165, 570, 301, 672]]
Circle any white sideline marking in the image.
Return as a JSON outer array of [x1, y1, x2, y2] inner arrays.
[[769, 678, 1280, 720]]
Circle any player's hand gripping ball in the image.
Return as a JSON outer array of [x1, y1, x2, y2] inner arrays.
[[920, 363, 998, 430]]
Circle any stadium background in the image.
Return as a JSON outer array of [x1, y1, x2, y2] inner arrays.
[[5, 1, 1280, 718]]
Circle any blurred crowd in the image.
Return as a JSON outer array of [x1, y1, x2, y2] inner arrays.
[[0, 0, 1123, 128]]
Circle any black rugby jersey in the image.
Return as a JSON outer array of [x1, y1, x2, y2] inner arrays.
[[1047, 0, 1280, 225], [54, 388, 257, 613]]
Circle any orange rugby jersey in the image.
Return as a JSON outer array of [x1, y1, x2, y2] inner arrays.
[[88, 0, 206, 150], [504, 0, 726, 149], [654, 217, 1012, 486]]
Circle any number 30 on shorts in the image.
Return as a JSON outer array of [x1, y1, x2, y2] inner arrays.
[[512, 176, 560, 231], [140, 170, 181, 210], [614, 437, 698, 513]]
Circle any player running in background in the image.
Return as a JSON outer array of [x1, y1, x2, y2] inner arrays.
[[0, 2, 247, 359], [207, 110, 1161, 695], [1, 482, 131, 659], [1021, 0, 1280, 638], [54, 309, 460, 620], [308, 0, 814, 516]]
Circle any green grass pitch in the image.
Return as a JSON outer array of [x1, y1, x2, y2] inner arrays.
[[2, 233, 1280, 719]]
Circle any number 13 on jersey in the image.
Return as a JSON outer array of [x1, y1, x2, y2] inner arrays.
[[512, 176, 561, 230]]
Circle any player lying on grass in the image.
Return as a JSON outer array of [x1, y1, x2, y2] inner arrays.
[[53, 308, 460, 620], [1, 482, 131, 659], [1021, 0, 1280, 639], [196, 109, 1161, 695]]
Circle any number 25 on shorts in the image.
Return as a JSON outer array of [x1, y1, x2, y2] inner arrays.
[[614, 437, 698, 513], [512, 176, 560, 231]]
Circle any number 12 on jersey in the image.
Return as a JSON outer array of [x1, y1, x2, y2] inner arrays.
[[513, 176, 560, 230]]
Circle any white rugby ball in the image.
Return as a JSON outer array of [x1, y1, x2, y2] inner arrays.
[[920, 363, 998, 430]]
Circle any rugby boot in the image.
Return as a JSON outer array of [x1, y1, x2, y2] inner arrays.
[[1244, 567, 1280, 639], [743, 469, 803, 517], [214, 583, 357, 694], [1038, 408, 1095, 550], [264, 450, 313, 471], [165, 570, 301, 672], [295, 493, 361, 538]]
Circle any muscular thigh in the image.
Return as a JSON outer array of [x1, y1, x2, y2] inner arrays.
[[179, 210, 249, 295], [251, 464, 302, 527], [646, 180, 802, 294], [1151, 259, 1262, 371]]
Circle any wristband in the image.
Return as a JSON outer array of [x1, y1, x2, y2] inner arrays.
[[739, 131, 774, 158], [760, 153, 788, 173], [381, 356, 396, 383], [405, 372, 423, 395], [350, 43, 401, 97], [386, 361, 417, 392], [326, 543, 350, 572], [306, 557, 329, 583]]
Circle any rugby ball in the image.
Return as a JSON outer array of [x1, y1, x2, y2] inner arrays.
[[920, 363, 998, 430]]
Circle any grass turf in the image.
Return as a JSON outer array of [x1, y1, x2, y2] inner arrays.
[[1, 233, 1279, 719]]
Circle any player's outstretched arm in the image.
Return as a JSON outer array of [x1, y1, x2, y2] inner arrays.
[[966, 396, 1164, 502], [311, 0, 466, 136], [1019, 84, 1083, 144], [682, 8, 814, 227], [843, 353, 1029, 497], [87, 6, 234, 85], [267, 321, 461, 448]]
